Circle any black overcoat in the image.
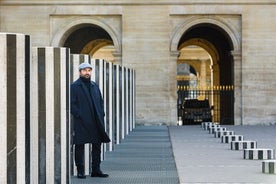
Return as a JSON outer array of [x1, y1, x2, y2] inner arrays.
[[71, 78, 110, 144]]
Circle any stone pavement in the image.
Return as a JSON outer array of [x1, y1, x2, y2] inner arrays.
[[72, 124, 276, 184], [170, 125, 276, 184], [71, 125, 179, 184]]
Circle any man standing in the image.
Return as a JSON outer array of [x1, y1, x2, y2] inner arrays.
[[71, 62, 110, 179]]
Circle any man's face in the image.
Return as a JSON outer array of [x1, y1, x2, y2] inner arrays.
[[79, 67, 92, 78]]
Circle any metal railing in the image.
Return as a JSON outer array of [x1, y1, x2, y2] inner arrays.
[[177, 85, 234, 125]]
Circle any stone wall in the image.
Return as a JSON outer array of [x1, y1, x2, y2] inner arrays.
[[1, 0, 276, 125]]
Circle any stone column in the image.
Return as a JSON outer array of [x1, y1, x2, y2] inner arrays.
[[31, 47, 70, 184], [70, 54, 91, 176], [0, 33, 31, 184], [169, 51, 179, 125], [231, 50, 242, 125]]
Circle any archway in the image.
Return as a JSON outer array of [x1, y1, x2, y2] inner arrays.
[[174, 22, 237, 125], [50, 17, 122, 64]]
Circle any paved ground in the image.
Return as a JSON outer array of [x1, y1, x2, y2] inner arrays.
[[71, 125, 179, 184], [170, 125, 276, 184], [72, 124, 276, 184]]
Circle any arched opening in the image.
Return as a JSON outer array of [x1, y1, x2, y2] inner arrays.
[[177, 23, 234, 125], [63, 24, 115, 62]]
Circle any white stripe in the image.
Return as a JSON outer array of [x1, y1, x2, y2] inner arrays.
[[84, 144, 90, 175], [108, 62, 113, 151], [30, 47, 39, 183], [16, 34, 26, 184], [121, 67, 125, 139], [126, 68, 129, 135], [0, 34, 7, 184], [116, 65, 120, 144], [60, 48, 67, 183], [45, 47, 55, 184]]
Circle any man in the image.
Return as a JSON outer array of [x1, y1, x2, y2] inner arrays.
[[71, 62, 110, 179]]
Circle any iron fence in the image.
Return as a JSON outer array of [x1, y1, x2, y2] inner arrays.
[[177, 85, 234, 125]]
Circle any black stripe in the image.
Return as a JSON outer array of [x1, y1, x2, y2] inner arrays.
[[38, 48, 46, 184], [25, 35, 31, 184], [7, 34, 17, 184], [54, 48, 61, 183]]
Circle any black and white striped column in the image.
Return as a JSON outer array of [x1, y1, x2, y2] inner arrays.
[[214, 130, 235, 138], [221, 135, 244, 143], [209, 127, 226, 134], [70, 54, 91, 176], [244, 149, 275, 160], [231, 141, 257, 150], [262, 160, 276, 174], [0, 33, 31, 184], [104, 61, 114, 152], [31, 47, 70, 184]]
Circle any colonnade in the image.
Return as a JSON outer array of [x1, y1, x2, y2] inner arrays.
[[0, 33, 136, 184]]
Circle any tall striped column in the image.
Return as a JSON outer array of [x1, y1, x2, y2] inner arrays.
[[70, 54, 91, 176], [114, 64, 122, 144], [104, 61, 114, 152], [31, 47, 70, 184], [0, 33, 31, 184]]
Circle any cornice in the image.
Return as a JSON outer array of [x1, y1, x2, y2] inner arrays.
[[1, 0, 276, 6]]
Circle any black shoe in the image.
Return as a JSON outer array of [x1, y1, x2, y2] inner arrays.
[[77, 172, 86, 179], [91, 171, 109, 178]]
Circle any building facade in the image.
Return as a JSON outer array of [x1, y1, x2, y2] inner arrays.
[[1, 0, 276, 125]]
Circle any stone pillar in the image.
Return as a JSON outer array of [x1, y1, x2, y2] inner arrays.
[[231, 50, 242, 125], [31, 47, 70, 184], [0, 33, 31, 184], [70, 54, 91, 176], [169, 51, 179, 125]]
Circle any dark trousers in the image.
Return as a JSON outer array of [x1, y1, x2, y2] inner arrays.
[[75, 143, 102, 173]]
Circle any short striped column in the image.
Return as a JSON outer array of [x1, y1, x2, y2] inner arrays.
[[202, 122, 213, 130], [31, 47, 70, 184], [0, 33, 31, 184], [221, 135, 243, 143], [231, 141, 257, 150], [70, 54, 92, 176], [214, 130, 235, 138], [207, 123, 220, 131], [262, 160, 276, 174], [244, 149, 275, 160], [209, 127, 226, 134]]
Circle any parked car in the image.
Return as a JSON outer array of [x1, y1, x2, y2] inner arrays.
[[181, 99, 212, 125]]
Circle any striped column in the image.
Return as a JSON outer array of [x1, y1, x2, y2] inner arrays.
[[104, 61, 114, 152], [221, 135, 243, 143], [114, 64, 122, 144], [129, 69, 135, 131], [262, 160, 276, 174], [70, 54, 91, 176], [207, 123, 220, 131], [201, 122, 213, 129], [244, 149, 275, 160], [214, 130, 235, 138], [0, 33, 30, 184], [231, 141, 257, 150], [31, 47, 70, 184], [209, 127, 226, 134]]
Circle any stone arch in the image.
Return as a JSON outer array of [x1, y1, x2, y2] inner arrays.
[[171, 15, 242, 125], [50, 17, 121, 55], [170, 16, 241, 52]]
